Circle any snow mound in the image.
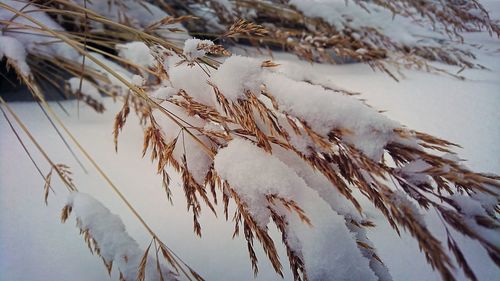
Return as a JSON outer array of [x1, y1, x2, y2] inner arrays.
[[214, 139, 379, 280], [66, 192, 177, 281], [0, 35, 30, 76], [211, 56, 263, 100]]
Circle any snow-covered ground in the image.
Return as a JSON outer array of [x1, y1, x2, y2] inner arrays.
[[1, 4, 500, 281]]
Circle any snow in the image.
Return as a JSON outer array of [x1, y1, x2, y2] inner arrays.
[[152, 103, 213, 186], [471, 191, 499, 215], [1, 1, 500, 281], [167, 60, 214, 106], [0, 1, 135, 94], [312, 36, 500, 281], [346, 221, 393, 281], [449, 195, 487, 217], [83, 52, 134, 91], [212, 0, 234, 14], [116, 42, 155, 68], [269, 143, 392, 281], [71, 0, 188, 42], [66, 192, 177, 281], [214, 138, 297, 227], [210, 55, 263, 101], [151, 86, 178, 100], [448, 194, 500, 248], [397, 159, 433, 185], [1, 48, 499, 279], [0, 99, 290, 281], [214, 138, 378, 280], [67, 77, 102, 102], [0, 0, 79, 60], [263, 72, 399, 160], [131, 75, 144, 87], [211, 54, 403, 162], [209, 54, 411, 161], [271, 145, 362, 221], [183, 39, 214, 61], [388, 190, 426, 226], [0, 35, 30, 76], [289, 0, 445, 46]]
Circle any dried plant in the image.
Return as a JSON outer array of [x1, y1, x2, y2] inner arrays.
[[162, 0, 499, 79], [1, 1, 499, 281], [223, 19, 268, 38]]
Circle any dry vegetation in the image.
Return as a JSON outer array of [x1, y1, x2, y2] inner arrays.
[[0, 1, 499, 281], [167, 0, 500, 79]]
